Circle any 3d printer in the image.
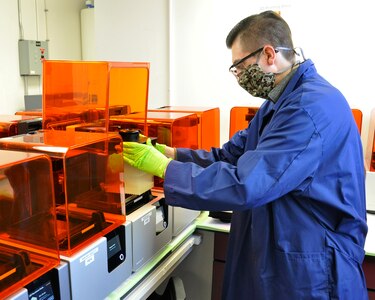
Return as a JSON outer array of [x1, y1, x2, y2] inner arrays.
[[144, 107, 223, 235], [0, 114, 42, 138], [110, 112, 193, 270], [0, 150, 60, 299], [0, 129, 131, 299], [41, 60, 151, 198], [113, 111, 204, 239], [0, 130, 126, 255], [40, 59, 172, 276]]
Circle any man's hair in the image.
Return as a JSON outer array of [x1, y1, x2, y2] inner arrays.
[[226, 11, 295, 61]]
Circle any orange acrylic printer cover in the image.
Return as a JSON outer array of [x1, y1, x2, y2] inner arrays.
[[351, 108, 363, 134], [42, 60, 149, 134], [15, 109, 43, 117], [112, 111, 199, 149], [229, 106, 259, 139], [149, 106, 220, 150], [0, 150, 59, 299], [0, 130, 125, 256]]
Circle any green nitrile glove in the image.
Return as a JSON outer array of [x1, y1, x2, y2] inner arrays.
[[146, 138, 166, 154], [139, 133, 166, 154], [122, 142, 171, 178]]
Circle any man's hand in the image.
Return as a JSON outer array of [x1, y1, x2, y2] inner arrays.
[[146, 138, 166, 154], [146, 139, 176, 159], [123, 142, 171, 178]]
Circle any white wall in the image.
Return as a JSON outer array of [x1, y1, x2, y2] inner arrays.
[[170, 0, 261, 145], [0, 0, 23, 114], [171, 0, 375, 150], [45, 0, 85, 60], [94, 0, 170, 110], [281, 1, 375, 156], [0, 0, 85, 114]]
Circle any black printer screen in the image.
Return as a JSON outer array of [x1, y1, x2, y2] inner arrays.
[[107, 234, 121, 259], [28, 279, 55, 300]]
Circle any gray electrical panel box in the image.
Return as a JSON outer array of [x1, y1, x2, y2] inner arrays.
[[18, 40, 49, 76]]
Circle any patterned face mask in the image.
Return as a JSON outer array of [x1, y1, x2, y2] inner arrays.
[[238, 64, 275, 99]]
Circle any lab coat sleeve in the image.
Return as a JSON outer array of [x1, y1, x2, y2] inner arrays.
[[175, 128, 248, 167], [163, 107, 322, 211]]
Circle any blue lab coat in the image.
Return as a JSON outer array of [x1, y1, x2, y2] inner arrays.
[[163, 59, 368, 299]]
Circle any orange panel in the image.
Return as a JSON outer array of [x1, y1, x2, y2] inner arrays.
[[146, 111, 199, 149], [43, 60, 109, 130], [149, 106, 220, 150], [351, 108, 363, 134], [0, 151, 59, 299], [229, 106, 259, 138], [42, 60, 149, 134], [15, 110, 43, 117]]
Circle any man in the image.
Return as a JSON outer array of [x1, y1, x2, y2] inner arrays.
[[123, 11, 368, 299]]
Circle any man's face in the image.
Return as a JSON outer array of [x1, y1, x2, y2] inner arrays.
[[229, 38, 263, 78]]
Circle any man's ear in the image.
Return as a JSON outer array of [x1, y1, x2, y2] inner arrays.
[[263, 45, 277, 65]]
